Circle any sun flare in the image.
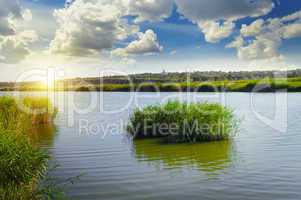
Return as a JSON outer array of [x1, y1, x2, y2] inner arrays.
[[40, 77, 56, 88]]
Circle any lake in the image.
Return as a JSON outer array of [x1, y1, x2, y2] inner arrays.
[[3, 92, 301, 200]]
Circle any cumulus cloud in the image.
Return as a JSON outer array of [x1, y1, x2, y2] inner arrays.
[[175, 0, 274, 43], [282, 23, 301, 39], [237, 35, 281, 60], [0, 0, 22, 36], [112, 29, 163, 57], [126, 0, 174, 22], [49, 0, 138, 56], [227, 10, 301, 61], [0, 30, 38, 63], [0, 0, 37, 63], [241, 19, 264, 37], [50, 0, 276, 57], [175, 0, 274, 22], [0, 0, 22, 19], [198, 20, 235, 43]]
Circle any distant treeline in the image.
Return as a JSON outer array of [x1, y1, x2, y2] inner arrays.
[[60, 69, 301, 85], [1, 69, 301, 92]]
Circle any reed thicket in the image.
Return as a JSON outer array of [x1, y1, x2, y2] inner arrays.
[[128, 101, 237, 143], [0, 96, 57, 200]]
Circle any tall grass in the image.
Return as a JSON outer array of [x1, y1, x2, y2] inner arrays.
[[128, 101, 237, 143], [0, 96, 57, 200], [0, 130, 49, 199], [0, 96, 57, 130]]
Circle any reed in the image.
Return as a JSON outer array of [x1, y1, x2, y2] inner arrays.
[[0, 130, 49, 199], [0, 96, 57, 130], [0, 96, 57, 199], [128, 101, 237, 143]]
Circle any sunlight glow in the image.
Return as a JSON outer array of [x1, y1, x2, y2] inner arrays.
[[41, 76, 55, 88]]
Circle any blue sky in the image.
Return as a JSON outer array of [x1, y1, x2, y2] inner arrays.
[[1, 0, 301, 81]]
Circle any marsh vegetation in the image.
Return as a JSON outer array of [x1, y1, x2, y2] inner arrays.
[[0, 96, 58, 200], [128, 101, 237, 143]]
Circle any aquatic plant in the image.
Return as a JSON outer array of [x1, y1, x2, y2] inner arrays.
[[0, 96, 57, 130], [0, 96, 58, 199], [0, 130, 49, 199], [128, 101, 237, 143], [22, 96, 58, 125]]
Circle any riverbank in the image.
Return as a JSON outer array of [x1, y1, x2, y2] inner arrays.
[[2, 77, 301, 92]]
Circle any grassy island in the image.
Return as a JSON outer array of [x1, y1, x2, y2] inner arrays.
[[128, 101, 237, 143], [0, 96, 57, 200]]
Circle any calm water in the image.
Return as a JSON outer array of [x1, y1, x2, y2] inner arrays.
[[3, 92, 301, 200]]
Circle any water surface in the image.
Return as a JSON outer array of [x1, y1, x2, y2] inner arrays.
[[2, 92, 301, 200]]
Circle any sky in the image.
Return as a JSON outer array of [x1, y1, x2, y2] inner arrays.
[[1, 0, 301, 82]]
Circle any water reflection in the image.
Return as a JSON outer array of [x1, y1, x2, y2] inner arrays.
[[133, 139, 234, 176]]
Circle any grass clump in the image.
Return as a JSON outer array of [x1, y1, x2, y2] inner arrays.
[[0, 96, 58, 199], [128, 101, 237, 143], [0, 96, 57, 130], [0, 130, 49, 199], [22, 97, 58, 125]]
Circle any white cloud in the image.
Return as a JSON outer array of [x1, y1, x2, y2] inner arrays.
[[237, 35, 281, 60], [0, 0, 23, 36], [227, 10, 301, 61], [18, 4, 57, 47], [241, 19, 264, 37], [50, 0, 172, 57], [50, 0, 277, 58], [281, 10, 301, 22], [198, 20, 235, 43], [126, 0, 174, 22], [175, 0, 274, 43], [0, 0, 22, 18], [112, 29, 163, 57], [0, 30, 38, 63], [282, 23, 301, 39], [0, 0, 37, 63], [226, 36, 245, 50], [49, 0, 138, 56], [0, 18, 15, 36], [175, 0, 274, 22]]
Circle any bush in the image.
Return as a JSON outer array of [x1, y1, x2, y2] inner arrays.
[[128, 101, 237, 143]]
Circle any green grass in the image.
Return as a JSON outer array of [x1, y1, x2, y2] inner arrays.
[[128, 101, 237, 143], [0, 130, 49, 200], [0, 96, 58, 200], [0, 96, 57, 130]]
